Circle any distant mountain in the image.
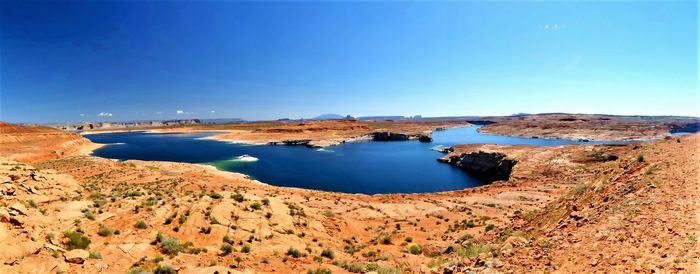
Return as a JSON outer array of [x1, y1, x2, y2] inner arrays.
[[313, 114, 347, 120]]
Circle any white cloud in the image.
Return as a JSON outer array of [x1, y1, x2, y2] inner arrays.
[[155, 111, 163, 115], [176, 110, 184, 114], [540, 23, 566, 31], [79, 114, 85, 117], [97, 112, 113, 117], [210, 110, 216, 113]]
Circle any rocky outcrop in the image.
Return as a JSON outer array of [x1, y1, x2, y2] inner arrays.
[[439, 151, 517, 181], [63, 249, 89, 264], [669, 121, 700, 134], [418, 134, 433, 142], [269, 139, 312, 146], [371, 132, 410, 141]]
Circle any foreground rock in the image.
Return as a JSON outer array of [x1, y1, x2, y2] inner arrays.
[[64, 249, 89, 264]]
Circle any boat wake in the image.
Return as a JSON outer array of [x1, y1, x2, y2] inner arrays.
[[230, 154, 259, 162]]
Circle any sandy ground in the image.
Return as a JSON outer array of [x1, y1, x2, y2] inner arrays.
[[0, 120, 698, 273]]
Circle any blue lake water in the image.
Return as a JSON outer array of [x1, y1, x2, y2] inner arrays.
[[85, 126, 614, 194]]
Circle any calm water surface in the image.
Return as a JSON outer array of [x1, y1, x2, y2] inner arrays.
[[86, 126, 613, 194]]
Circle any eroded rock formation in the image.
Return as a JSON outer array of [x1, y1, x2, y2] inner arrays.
[[371, 132, 410, 141], [439, 151, 517, 181], [418, 134, 433, 142]]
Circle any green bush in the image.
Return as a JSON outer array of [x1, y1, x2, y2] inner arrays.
[[636, 154, 645, 162], [320, 249, 334, 259], [241, 244, 251, 253], [307, 268, 332, 274], [379, 234, 392, 245], [223, 235, 235, 245], [409, 244, 422, 255], [287, 247, 304, 258], [250, 202, 262, 210], [160, 237, 182, 256], [221, 243, 234, 254], [63, 231, 90, 250], [97, 225, 114, 237], [135, 220, 148, 229], [89, 252, 102, 259], [232, 192, 245, 202], [154, 265, 177, 274]]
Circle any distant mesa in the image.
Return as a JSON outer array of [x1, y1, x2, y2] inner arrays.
[[313, 114, 353, 120], [57, 119, 201, 131], [200, 118, 245, 124]]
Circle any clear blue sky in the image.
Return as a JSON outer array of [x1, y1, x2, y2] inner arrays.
[[1, 1, 697, 123]]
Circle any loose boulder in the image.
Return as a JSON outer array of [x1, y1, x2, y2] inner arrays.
[[63, 249, 89, 264]]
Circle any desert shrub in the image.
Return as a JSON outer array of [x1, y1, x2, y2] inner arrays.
[[307, 268, 332, 274], [265, 212, 273, 219], [456, 243, 493, 257], [466, 220, 476, 228], [485, 224, 495, 232], [63, 231, 90, 250], [154, 265, 177, 274], [379, 234, 392, 245], [320, 249, 334, 259], [636, 154, 645, 162], [223, 235, 235, 245], [405, 236, 413, 243], [89, 252, 102, 259], [97, 225, 114, 237], [344, 262, 367, 273], [241, 244, 251, 253], [232, 192, 245, 202], [160, 237, 182, 256], [127, 267, 150, 274], [250, 202, 262, 210], [573, 183, 588, 195], [409, 244, 422, 255], [287, 247, 304, 258], [164, 212, 177, 225], [135, 220, 148, 229], [209, 192, 222, 199], [221, 243, 234, 254]]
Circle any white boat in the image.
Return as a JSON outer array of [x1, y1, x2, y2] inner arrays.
[[233, 154, 258, 162]]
